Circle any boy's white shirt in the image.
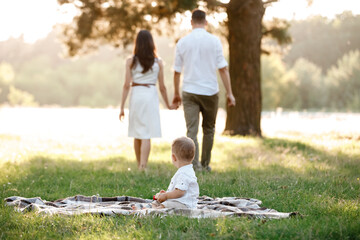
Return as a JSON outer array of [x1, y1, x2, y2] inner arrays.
[[166, 164, 199, 209]]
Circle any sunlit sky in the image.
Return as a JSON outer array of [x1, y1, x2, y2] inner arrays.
[[0, 0, 359, 43]]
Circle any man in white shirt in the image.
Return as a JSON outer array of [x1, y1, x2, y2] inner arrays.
[[172, 9, 236, 172]]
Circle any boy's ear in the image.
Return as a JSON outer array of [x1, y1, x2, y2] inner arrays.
[[172, 153, 177, 162]]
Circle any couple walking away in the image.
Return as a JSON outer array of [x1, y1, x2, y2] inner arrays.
[[119, 9, 236, 172]]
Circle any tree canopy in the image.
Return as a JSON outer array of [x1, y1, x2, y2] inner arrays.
[[58, 0, 290, 57], [58, 0, 200, 56]]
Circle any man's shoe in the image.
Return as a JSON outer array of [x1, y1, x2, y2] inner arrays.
[[204, 166, 211, 172], [193, 163, 203, 172]]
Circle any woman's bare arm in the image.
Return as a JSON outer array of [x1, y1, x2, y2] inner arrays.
[[119, 58, 133, 120], [157, 59, 171, 109]]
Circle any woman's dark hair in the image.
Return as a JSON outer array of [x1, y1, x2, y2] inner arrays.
[[131, 30, 157, 73]]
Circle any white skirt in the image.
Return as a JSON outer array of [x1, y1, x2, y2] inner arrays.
[[128, 85, 161, 139]]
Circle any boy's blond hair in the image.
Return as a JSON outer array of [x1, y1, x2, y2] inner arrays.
[[172, 137, 195, 162]]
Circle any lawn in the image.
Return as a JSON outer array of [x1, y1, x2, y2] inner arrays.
[[0, 108, 359, 239]]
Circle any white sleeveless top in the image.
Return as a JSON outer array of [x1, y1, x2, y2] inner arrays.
[[131, 58, 159, 84]]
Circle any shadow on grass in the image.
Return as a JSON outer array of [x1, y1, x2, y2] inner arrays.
[[1, 137, 359, 240], [1, 136, 359, 202], [261, 137, 359, 175], [1, 136, 358, 204], [207, 136, 360, 205], [214, 136, 359, 176], [0, 155, 175, 202], [1, 137, 358, 201]]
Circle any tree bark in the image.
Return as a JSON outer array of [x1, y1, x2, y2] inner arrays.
[[224, 0, 264, 136]]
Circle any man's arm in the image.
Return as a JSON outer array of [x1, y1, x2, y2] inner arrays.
[[219, 67, 236, 107], [172, 71, 182, 109]]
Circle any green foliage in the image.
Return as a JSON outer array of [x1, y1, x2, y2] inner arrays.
[[263, 18, 292, 46], [58, 0, 289, 58], [284, 12, 360, 71], [261, 54, 287, 109], [326, 50, 360, 111], [13, 55, 124, 107], [261, 51, 360, 111], [288, 58, 325, 109], [0, 62, 15, 102], [7, 86, 38, 107], [58, 0, 198, 56], [0, 133, 359, 239], [261, 55, 324, 110], [0, 62, 14, 85], [14, 55, 65, 105]]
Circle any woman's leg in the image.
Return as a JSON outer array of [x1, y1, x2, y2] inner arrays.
[[139, 139, 151, 170], [134, 138, 141, 167]]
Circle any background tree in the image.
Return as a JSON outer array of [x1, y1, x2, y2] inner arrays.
[[284, 12, 360, 71], [57, 0, 292, 136], [0, 62, 15, 102], [7, 86, 38, 107], [290, 58, 325, 109], [326, 50, 360, 111], [261, 54, 287, 109]]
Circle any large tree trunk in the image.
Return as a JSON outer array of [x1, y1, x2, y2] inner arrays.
[[224, 0, 264, 136]]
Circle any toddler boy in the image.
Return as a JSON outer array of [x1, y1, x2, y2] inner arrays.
[[154, 136, 199, 209]]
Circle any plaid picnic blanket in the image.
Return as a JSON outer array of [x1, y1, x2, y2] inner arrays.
[[4, 195, 297, 219]]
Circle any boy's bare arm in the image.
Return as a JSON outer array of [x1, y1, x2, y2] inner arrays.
[[154, 190, 166, 199], [157, 188, 185, 203]]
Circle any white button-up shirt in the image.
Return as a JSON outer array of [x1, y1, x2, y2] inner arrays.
[[166, 164, 199, 209], [173, 28, 228, 96]]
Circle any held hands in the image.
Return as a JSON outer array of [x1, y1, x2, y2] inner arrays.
[[171, 95, 182, 110], [167, 103, 177, 110], [168, 104, 177, 110]]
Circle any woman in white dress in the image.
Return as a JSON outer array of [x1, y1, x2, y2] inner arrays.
[[119, 30, 172, 170]]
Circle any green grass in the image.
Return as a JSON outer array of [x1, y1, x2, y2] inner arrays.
[[0, 133, 359, 239]]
